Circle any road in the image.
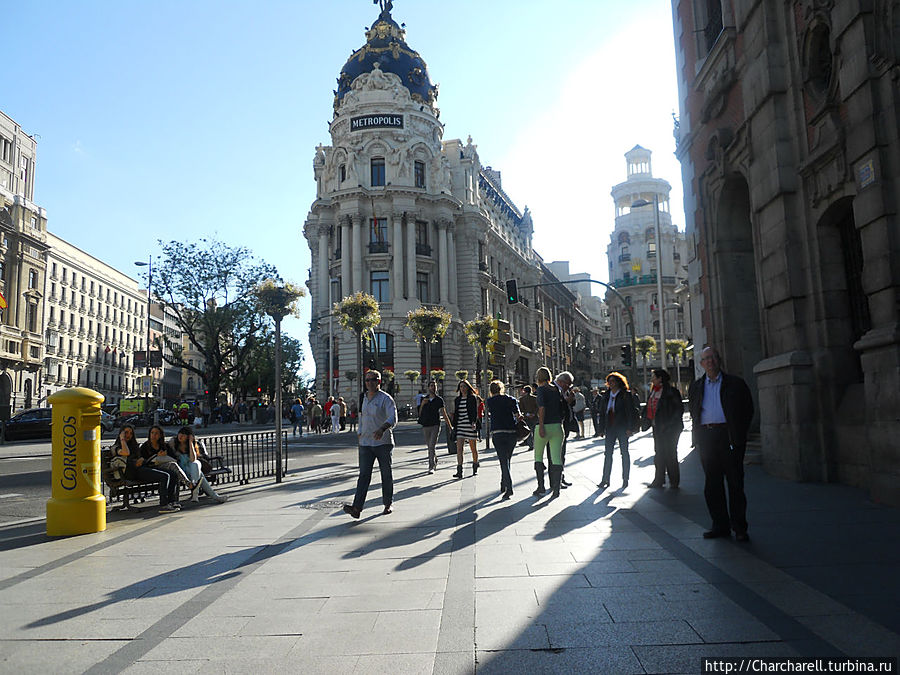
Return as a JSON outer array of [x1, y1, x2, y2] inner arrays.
[[0, 423, 431, 525]]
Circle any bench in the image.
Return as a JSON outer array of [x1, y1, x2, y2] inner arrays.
[[100, 448, 232, 511]]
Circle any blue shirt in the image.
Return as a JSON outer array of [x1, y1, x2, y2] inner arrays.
[[700, 374, 727, 424]]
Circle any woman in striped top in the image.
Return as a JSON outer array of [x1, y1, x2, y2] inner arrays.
[[452, 380, 480, 478]]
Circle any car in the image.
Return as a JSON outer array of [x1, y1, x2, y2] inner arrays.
[[3, 407, 53, 441], [101, 411, 116, 432]]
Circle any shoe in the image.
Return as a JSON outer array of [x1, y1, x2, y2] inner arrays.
[[190, 486, 200, 502], [453, 465, 463, 478], [501, 492, 511, 501], [669, 484, 680, 490], [472, 461, 479, 475], [428, 468, 435, 475], [734, 531, 750, 542], [214, 495, 228, 504], [342, 504, 361, 519], [382, 506, 392, 515], [598, 480, 610, 489], [622, 480, 629, 489], [702, 529, 730, 539], [505, 489, 514, 499], [561, 476, 572, 487], [159, 504, 179, 513], [648, 481, 664, 488], [171, 502, 182, 510]]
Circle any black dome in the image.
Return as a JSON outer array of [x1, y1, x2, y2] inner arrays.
[[334, 7, 438, 110]]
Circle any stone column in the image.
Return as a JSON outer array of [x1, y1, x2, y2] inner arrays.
[[393, 213, 404, 302], [341, 216, 351, 297], [447, 226, 458, 306], [317, 224, 329, 315], [406, 213, 417, 301], [352, 214, 363, 294], [438, 220, 449, 304]]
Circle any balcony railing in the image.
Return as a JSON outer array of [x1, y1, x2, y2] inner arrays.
[[368, 242, 389, 254], [618, 254, 631, 262], [478, 261, 488, 272], [334, 247, 341, 260], [416, 243, 432, 256], [646, 251, 656, 259]]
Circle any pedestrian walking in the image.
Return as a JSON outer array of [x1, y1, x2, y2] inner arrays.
[[330, 400, 341, 433], [290, 399, 304, 436], [309, 398, 323, 434], [486, 380, 522, 500], [338, 397, 347, 430], [451, 380, 480, 478], [342, 370, 398, 519], [533, 366, 565, 497], [518, 385, 538, 449], [572, 387, 587, 438], [642, 369, 684, 489], [418, 380, 452, 474], [596, 372, 640, 490], [688, 346, 754, 541]]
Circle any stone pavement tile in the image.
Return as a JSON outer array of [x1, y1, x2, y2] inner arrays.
[[476, 621, 551, 651], [322, 591, 440, 613], [687, 614, 780, 643], [632, 642, 798, 674], [290, 625, 439, 656], [1, 613, 149, 640], [628, 558, 707, 584], [526, 561, 592, 576], [170, 615, 252, 638], [123, 659, 207, 674], [799, 613, 900, 656], [198, 595, 327, 618], [476, 573, 590, 593], [604, 595, 747, 623], [743, 580, 851, 617], [0, 638, 131, 675], [268, 575, 447, 599], [476, 646, 642, 674], [372, 610, 442, 633], [534, 587, 616, 623], [238, 609, 377, 636], [353, 652, 436, 674], [475, 556, 529, 578], [432, 650, 474, 675], [546, 618, 703, 648], [141, 635, 300, 661], [700, 555, 794, 584], [583, 570, 682, 587], [205, 655, 360, 675]]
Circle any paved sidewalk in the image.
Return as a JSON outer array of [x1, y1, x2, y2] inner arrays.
[[1, 427, 898, 674]]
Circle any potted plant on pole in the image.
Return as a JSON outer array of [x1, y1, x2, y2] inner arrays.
[[334, 292, 381, 407]]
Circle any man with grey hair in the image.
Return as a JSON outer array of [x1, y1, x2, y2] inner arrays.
[[343, 370, 398, 519], [688, 346, 754, 541]]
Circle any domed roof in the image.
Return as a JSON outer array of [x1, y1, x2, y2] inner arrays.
[[334, 4, 438, 110]]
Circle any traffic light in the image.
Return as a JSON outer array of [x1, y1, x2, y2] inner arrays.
[[620, 344, 632, 367], [505, 279, 519, 304]]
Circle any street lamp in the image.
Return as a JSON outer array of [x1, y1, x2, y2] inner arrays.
[[134, 257, 153, 421], [632, 196, 666, 369]]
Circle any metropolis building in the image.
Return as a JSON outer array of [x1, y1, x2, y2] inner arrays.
[[671, 1, 900, 502], [304, 4, 592, 395]]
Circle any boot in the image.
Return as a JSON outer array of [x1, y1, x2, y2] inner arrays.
[[532, 462, 546, 495], [548, 463, 562, 498], [453, 464, 463, 478], [472, 460, 479, 475], [200, 476, 228, 503]]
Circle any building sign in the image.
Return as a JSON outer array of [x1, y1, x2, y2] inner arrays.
[[858, 159, 875, 189], [350, 114, 403, 131]]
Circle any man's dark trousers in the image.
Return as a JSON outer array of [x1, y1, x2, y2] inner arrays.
[[352, 443, 394, 512], [696, 426, 747, 534]]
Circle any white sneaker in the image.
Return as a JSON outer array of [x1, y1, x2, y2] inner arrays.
[[190, 486, 200, 502], [159, 504, 179, 513], [214, 495, 228, 504]]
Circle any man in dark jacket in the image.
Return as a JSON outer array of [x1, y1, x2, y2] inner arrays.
[[688, 346, 754, 541]]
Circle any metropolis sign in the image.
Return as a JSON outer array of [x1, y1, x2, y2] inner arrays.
[[350, 114, 404, 131]]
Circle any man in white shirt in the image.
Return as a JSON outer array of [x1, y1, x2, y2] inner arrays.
[[343, 370, 398, 519], [688, 346, 754, 541]]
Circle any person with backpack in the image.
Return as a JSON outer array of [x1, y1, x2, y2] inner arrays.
[[595, 372, 641, 490]]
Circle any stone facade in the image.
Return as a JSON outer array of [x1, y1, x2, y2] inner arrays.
[[304, 6, 595, 397], [671, 0, 900, 503], [0, 110, 47, 415], [607, 147, 690, 389]]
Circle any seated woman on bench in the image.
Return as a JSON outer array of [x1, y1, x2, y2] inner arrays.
[[171, 426, 228, 504], [114, 424, 181, 513]]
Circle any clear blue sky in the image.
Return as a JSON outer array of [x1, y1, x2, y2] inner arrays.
[[4, 0, 682, 378]]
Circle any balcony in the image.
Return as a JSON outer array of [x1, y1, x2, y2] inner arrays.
[[334, 247, 341, 260], [646, 251, 656, 259], [618, 254, 631, 262], [368, 242, 389, 254], [478, 261, 488, 272], [415, 243, 432, 256]]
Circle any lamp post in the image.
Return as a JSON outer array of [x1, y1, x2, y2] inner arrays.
[[261, 286, 292, 484], [632, 195, 666, 369], [133, 257, 153, 420]]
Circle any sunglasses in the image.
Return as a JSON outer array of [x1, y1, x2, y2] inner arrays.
[[365, 378, 380, 382]]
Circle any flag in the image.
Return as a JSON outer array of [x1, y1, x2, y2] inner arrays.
[[105, 346, 110, 353], [0, 291, 6, 310]]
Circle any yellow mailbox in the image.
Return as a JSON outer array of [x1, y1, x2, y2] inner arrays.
[[46, 388, 106, 536]]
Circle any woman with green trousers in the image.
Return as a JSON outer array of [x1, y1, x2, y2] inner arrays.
[[533, 366, 565, 497]]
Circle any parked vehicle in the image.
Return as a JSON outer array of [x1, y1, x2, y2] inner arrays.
[[100, 411, 116, 432], [3, 408, 53, 441]]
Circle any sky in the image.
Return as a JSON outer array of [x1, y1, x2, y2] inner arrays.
[[3, 0, 683, 378]]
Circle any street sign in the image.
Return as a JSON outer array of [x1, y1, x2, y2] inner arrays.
[[139, 375, 153, 394], [149, 350, 163, 367]]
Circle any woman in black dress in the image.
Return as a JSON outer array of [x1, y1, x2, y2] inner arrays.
[[452, 380, 480, 478]]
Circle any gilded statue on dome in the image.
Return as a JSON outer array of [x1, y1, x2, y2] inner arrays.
[[374, 0, 393, 14]]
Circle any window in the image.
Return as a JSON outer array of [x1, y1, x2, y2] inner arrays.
[[62, 268, 67, 283], [26, 303, 37, 332], [369, 217, 387, 243], [363, 331, 394, 370], [61, 288, 67, 303], [370, 157, 385, 186], [370, 271, 390, 302], [647, 241, 657, 258], [339, 164, 346, 182], [414, 160, 425, 188], [416, 272, 429, 303], [415, 221, 428, 246], [28, 269, 37, 289]]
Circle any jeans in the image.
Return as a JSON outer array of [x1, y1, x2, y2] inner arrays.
[[422, 425, 441, 469], [492, 432, 516, 493], [352, 444, 393, 511], [601, 426, 631, 483], [133, 465, 178, 506]]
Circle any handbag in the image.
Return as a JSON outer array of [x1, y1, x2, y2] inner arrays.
[[515, 418, 532, 442]]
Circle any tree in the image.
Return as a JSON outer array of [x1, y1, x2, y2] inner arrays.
[[334, 292, 381, 404], [232, 330, 305, 401], [634, 335, 658, 394], [464, 315, 497, 447], [665, 338, 689, 395], [153, 238, 280, 410], [406, 305, 452, 383]]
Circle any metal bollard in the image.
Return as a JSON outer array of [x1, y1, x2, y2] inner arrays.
[[46, 388, 106, 536]]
